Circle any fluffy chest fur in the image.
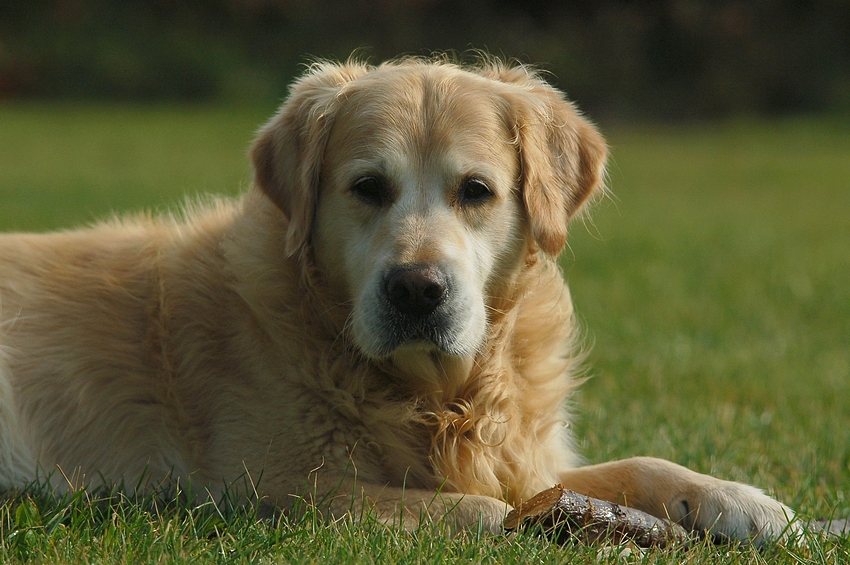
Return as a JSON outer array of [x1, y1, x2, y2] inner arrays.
[[217, 194, 582, 506]]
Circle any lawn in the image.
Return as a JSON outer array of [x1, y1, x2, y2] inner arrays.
[[0, 104, 848, 563]]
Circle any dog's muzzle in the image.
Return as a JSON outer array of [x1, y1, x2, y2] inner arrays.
[[379, 263, 460, 352]]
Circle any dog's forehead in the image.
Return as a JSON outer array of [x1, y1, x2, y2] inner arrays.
[[327, 67, 514, 165]]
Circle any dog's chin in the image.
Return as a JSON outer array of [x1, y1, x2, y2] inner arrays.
[[393, 339, 441, 353], [355, 334, 477, 361]]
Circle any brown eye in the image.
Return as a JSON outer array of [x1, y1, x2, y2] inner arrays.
[[459, 178, 493, 205], [351, 176, 391, 207]]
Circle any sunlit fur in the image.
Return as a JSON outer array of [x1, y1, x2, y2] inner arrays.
[[0, 58, 795, 543]]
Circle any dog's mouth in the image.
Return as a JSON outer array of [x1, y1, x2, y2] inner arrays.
[[378, 309, 461, 355]]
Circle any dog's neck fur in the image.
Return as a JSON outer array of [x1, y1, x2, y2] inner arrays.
[[296, 242, 578, 502]]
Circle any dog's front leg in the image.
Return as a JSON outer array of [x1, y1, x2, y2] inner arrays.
[[558, 457, 797, 545], [296, 479, 512, 534]]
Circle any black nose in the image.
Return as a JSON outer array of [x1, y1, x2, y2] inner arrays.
[[384, 264, 448, 319]]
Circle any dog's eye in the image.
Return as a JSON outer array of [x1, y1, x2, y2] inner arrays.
[[459, 178, 493, 205], [351, 176, 391, 207]]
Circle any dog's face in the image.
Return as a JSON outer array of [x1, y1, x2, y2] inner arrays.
[[313, 69, 526, 358], [251, 60, 607, 361]]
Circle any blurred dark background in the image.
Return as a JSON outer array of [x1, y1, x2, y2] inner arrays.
[[2, 0, 849, 120]]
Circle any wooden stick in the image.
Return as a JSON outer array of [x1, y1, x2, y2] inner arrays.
[[504, 485, 690, 548]]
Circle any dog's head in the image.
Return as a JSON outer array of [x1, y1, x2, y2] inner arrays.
[[251, 59, 606, 361]]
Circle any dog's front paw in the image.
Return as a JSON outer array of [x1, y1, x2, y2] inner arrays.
[[367, 488, 512, 535], [667, 480, 797, 545], [437, 493, 514, 535]]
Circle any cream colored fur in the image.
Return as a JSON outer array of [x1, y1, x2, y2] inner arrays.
[[0, 59, 795, 544]]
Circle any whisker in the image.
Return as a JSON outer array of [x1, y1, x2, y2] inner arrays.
[[484, 304, 509, 315]]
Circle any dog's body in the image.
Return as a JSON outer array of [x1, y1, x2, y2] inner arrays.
[[0, 59, 794, 543]]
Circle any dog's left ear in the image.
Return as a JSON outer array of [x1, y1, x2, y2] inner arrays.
[[251, 62, 368, 257], [487, 67, 608, 257]]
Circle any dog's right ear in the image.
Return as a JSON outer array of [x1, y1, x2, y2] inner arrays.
[[251, 62, 369, 257]]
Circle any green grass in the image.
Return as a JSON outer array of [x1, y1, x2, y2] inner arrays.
[[0, 103, 274, 231], [1, 105, 849, 563]]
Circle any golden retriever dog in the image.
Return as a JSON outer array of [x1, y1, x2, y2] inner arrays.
[[0, 58, 796, 544]]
